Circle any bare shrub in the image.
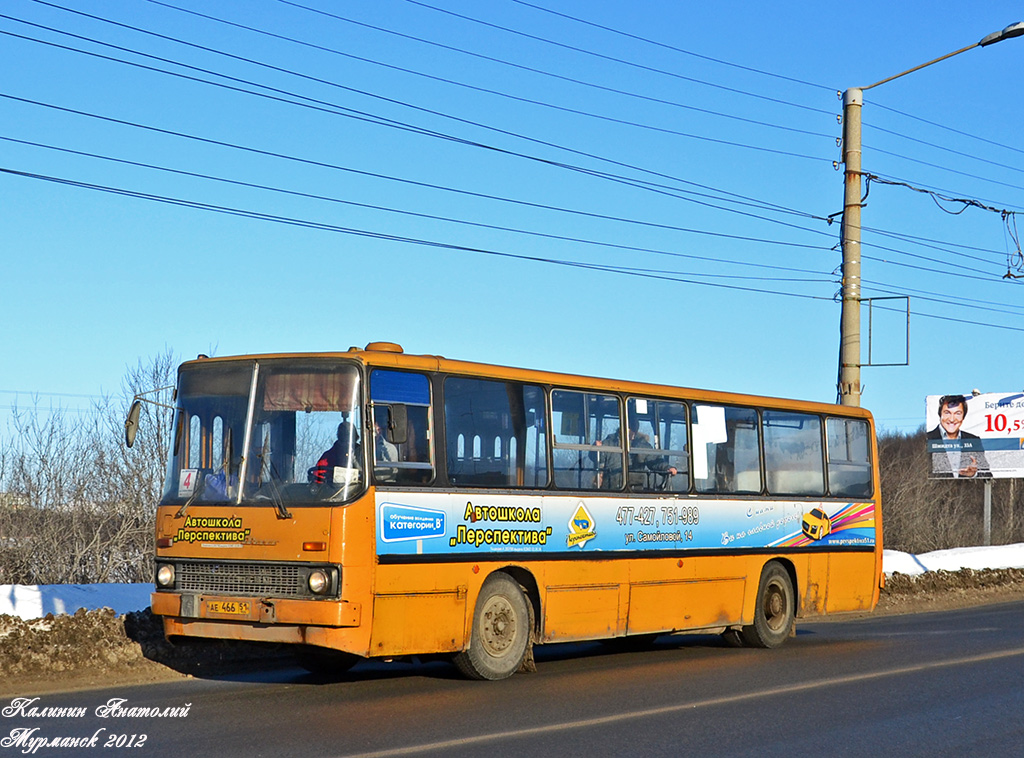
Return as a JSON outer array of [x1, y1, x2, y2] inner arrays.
[[0, 350, 176, 584]]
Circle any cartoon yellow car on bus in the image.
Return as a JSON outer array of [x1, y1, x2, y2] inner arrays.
[[801, 508, 832, 541]]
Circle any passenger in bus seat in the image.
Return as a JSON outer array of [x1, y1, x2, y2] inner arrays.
[[372, 411, 399, 483], [596, 417, 677, 489], [373, 412, 399, 463]]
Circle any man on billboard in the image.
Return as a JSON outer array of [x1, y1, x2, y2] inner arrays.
[[927, 394, 991, 478]]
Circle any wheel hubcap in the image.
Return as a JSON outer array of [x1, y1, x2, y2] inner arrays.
[[764, 581, 787, 631], [481, 597, 516, 655]]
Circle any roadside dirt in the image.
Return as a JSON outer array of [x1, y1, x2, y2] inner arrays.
[[2, 568, 1023, 697]]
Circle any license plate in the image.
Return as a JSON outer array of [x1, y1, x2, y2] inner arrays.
[[205, 599, 252, 616]]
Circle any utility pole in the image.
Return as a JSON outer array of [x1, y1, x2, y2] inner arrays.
[[836, 22, 1024, 407], [838, 88, 862, 407]]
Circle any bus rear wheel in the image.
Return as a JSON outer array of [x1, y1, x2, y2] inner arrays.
[[740, 561, 795, 648], [454, 573, 531, 680]]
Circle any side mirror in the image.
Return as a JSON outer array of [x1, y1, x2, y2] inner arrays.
[[124, 400, 142, 448], [386, 405, 408, 445]]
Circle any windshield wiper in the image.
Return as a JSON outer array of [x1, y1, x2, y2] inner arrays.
[[256, 429, 292, 520], [174, 475, 205, 519]]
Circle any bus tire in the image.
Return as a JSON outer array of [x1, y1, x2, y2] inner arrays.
[[295, 646, 359, 677], [454, 573, 531, 680], [740, 561, 795, 649]]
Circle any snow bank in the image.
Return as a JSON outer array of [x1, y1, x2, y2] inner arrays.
[[0, 583, 153, 621], [883, 543, 1024, 576]]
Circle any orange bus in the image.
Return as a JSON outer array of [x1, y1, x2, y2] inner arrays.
[[137, 342, 882, 680]]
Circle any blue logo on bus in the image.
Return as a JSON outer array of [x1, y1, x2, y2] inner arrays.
[[380, 503, 446, 543]]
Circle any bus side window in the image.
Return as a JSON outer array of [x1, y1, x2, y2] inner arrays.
[[443, 377, 548, 488], [551, 390, 621, 490], [370, 370, 434, 485], [626, 398, 689, 492], [826, 417, 873, 497], [693, 405, 760, 494], [763, 411, 825, 496]]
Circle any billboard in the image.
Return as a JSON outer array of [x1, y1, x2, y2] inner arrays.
[[926, 393, 1024, 479]]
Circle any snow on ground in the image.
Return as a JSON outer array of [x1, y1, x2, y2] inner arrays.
[[2, 544, 1023, 621]]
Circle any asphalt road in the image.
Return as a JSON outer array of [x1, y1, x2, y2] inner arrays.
[[4, 602, 1023, 757]]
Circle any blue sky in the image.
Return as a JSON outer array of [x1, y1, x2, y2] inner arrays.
[[2, 0, 1023, 433]]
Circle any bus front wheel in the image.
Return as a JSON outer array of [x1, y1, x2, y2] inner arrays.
[[454, 573, 531, 680], [740, 561, 795, 648]]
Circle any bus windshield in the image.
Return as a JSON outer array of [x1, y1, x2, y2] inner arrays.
[[161, 359, 364, 506]]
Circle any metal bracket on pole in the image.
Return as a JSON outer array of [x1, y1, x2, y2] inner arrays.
[[864, 296, 910, 367]]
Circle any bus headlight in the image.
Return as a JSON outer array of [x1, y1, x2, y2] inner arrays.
[[308, 569, 330, 595], [156, 563, 175, 588]]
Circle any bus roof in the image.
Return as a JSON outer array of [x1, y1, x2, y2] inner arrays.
[[178, 341, 874, 421]]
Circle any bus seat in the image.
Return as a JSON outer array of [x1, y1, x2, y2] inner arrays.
[[767, 470, 821, 495], [735, 470, 761, 492]]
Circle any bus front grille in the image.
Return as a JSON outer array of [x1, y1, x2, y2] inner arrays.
[[177, 561, 304, 597]]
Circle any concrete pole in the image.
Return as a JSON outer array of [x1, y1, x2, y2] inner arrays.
[[839, 88, 863, 407]]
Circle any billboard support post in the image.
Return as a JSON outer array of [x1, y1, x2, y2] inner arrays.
[[984, 480, 992, 546]]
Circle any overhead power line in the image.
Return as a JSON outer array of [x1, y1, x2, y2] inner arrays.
[[861, 280, 1024, 318], [867, 171, 1024, 216], [0, 93, 830, 245], [390, 0, 835, 115], [5, 165, 1024, 335], [19, 3, 831, 170], [143, 0, 835, 143], [0, 16, 833, 216], [873, 101, 1024, 160], [866, 122, 1024, 179], [1, 133, 837, 277], [12, 129, 1023, 303], [24, 4, 1018, 271], [0, 166, 838, 302], [8, 85, 1017, 289], [508, 0, 835, 92], [11, 3, 1022, 296], [865, 142, 1024, 194]]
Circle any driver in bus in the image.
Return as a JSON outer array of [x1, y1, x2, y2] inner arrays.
[[310, 421, 362, 484]]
